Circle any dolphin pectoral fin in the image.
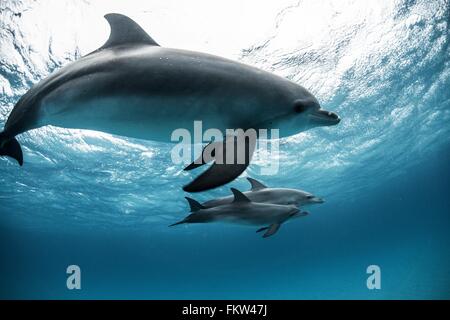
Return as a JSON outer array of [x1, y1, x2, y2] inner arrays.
[[0, 136, 23, 166], [183, 139, 222, 171], [183, 146, 211, 171], [256, 227, 269, 233], [183, 134, 256, 192], [183, 162, 248, 192], [262, 223, 281, 238], [184, 161, 206, 171]]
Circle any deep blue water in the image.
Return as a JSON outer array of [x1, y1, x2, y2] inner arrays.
[[0, 0, 449, 299]]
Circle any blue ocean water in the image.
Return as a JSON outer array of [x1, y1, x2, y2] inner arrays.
[[0, 0, 449, 299]]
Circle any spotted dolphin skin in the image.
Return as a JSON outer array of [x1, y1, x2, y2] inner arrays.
[[0, 13, 340, 191], [170, 188, 307, 238], [202, 177, 324, 208]]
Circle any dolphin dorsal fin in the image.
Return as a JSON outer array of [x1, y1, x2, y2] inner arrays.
[[230, 188, 251, 203], [185, 197, 205, 212], [100, 13, 159, 49], [247, 177, 267, 191]]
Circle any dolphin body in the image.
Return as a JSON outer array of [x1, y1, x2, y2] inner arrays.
[[170, 188, 307, 238], [202, 177, 324, 208], [0, 13, 340, 192]]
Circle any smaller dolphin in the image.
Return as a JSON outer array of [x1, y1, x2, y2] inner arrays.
[[170, 188, 307, 238], [202, 177, 324, 208]]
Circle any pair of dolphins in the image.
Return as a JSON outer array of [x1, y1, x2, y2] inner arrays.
[[0, 13, 340, 193], [170, 177, 324, 238]]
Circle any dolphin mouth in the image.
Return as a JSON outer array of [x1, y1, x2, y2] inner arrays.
[[312, 197, 325, 204], [309, 109, 340, 126]]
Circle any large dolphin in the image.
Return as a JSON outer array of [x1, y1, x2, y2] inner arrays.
[[202, 177, 324, 208], [0, 13, 340, 192], [170, 188, 307, 238]]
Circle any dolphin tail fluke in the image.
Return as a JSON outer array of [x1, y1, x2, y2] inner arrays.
[[185, 197, 205, 212], [0, 134, 23, 166], [169, 219, 186, 227]]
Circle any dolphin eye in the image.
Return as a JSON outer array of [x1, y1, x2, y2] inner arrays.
[[306, 195, 314, 199], [294, 102, 307, 113]]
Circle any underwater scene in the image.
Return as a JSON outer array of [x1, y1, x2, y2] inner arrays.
[[0, 0, 449, 299]]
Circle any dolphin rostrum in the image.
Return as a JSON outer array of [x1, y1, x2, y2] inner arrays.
[[0, 13, 340, 191], [170, 188, 308, 238]]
